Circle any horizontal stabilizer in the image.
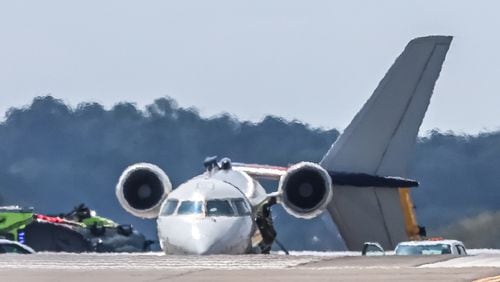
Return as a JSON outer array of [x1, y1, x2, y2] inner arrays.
[[329, 172, 418, 188]]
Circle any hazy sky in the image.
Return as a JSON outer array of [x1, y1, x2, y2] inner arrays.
[[1, 1, 499, 134]]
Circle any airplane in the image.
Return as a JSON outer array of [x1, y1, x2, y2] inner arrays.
[[115, 35, 453, 254]]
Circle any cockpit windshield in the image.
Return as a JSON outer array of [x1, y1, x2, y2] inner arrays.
[[206, 200, 234, 216], [177, 201, 203, 215], [232, 199, 251, 215], [160, 199, 178, 216], [167, 198, 251, 217]]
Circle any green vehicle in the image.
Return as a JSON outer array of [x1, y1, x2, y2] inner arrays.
[[0, 204, 153, 252], [0, 206, 34, 243]]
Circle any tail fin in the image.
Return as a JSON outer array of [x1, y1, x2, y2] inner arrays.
[[320, 36, 452, 250]]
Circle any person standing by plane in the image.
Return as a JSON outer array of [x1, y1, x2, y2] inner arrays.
[[255, 197, 277, 254]]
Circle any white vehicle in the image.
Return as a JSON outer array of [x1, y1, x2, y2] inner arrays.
[[395, 239, 467, 256], [0, 239, 35, 254], [115, 36, 453, 254]]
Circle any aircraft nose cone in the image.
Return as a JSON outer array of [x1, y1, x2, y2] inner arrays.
[[191, 236, 216, 255], [159, 216, 253, 255], [188, 221, 229, 255]]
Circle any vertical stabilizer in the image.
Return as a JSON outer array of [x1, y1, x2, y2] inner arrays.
[[320, 36, 452, 250]]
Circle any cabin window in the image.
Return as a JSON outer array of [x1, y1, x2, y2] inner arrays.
[[206, 200, 235, 216], [232, 199, 251, 216], [160, 199, 179, 216], [177, 201, 203, 215], [459, 245, 467, 255]]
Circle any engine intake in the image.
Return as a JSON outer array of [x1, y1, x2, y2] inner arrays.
[[278, 162, 332, 219], [116, 163, 171, 219]]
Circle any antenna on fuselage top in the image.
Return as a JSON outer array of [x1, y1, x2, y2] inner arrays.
[[219, 158, 232, 170], [204, 156, 219, 172]]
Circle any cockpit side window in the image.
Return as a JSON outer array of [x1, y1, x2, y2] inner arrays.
[[177, 201, 203, 215], [206, 200, 235, 217], [160, 199, 179, 216], [232, 199, 251, 216]]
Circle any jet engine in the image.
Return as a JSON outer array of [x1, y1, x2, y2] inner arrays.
[[278, 162, 332, 219], [116, 163, 172, 219]]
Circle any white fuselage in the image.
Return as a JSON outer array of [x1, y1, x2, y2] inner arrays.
[[156, 168, 268, 255]]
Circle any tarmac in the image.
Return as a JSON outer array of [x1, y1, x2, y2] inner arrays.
[[1, 252, 499, 282]]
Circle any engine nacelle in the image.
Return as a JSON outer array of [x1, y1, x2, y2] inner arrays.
[[278, 162, 332, 219], [116, 163, 172, 219]]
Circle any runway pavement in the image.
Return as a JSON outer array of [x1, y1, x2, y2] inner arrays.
[[1, 252, 499, 281]]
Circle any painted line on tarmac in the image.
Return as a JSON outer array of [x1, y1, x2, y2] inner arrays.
[[419, 254, 500, 268], [0, 254, 325, 270], [299, 266, 403, 270], [474, 275, 500, 282]]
